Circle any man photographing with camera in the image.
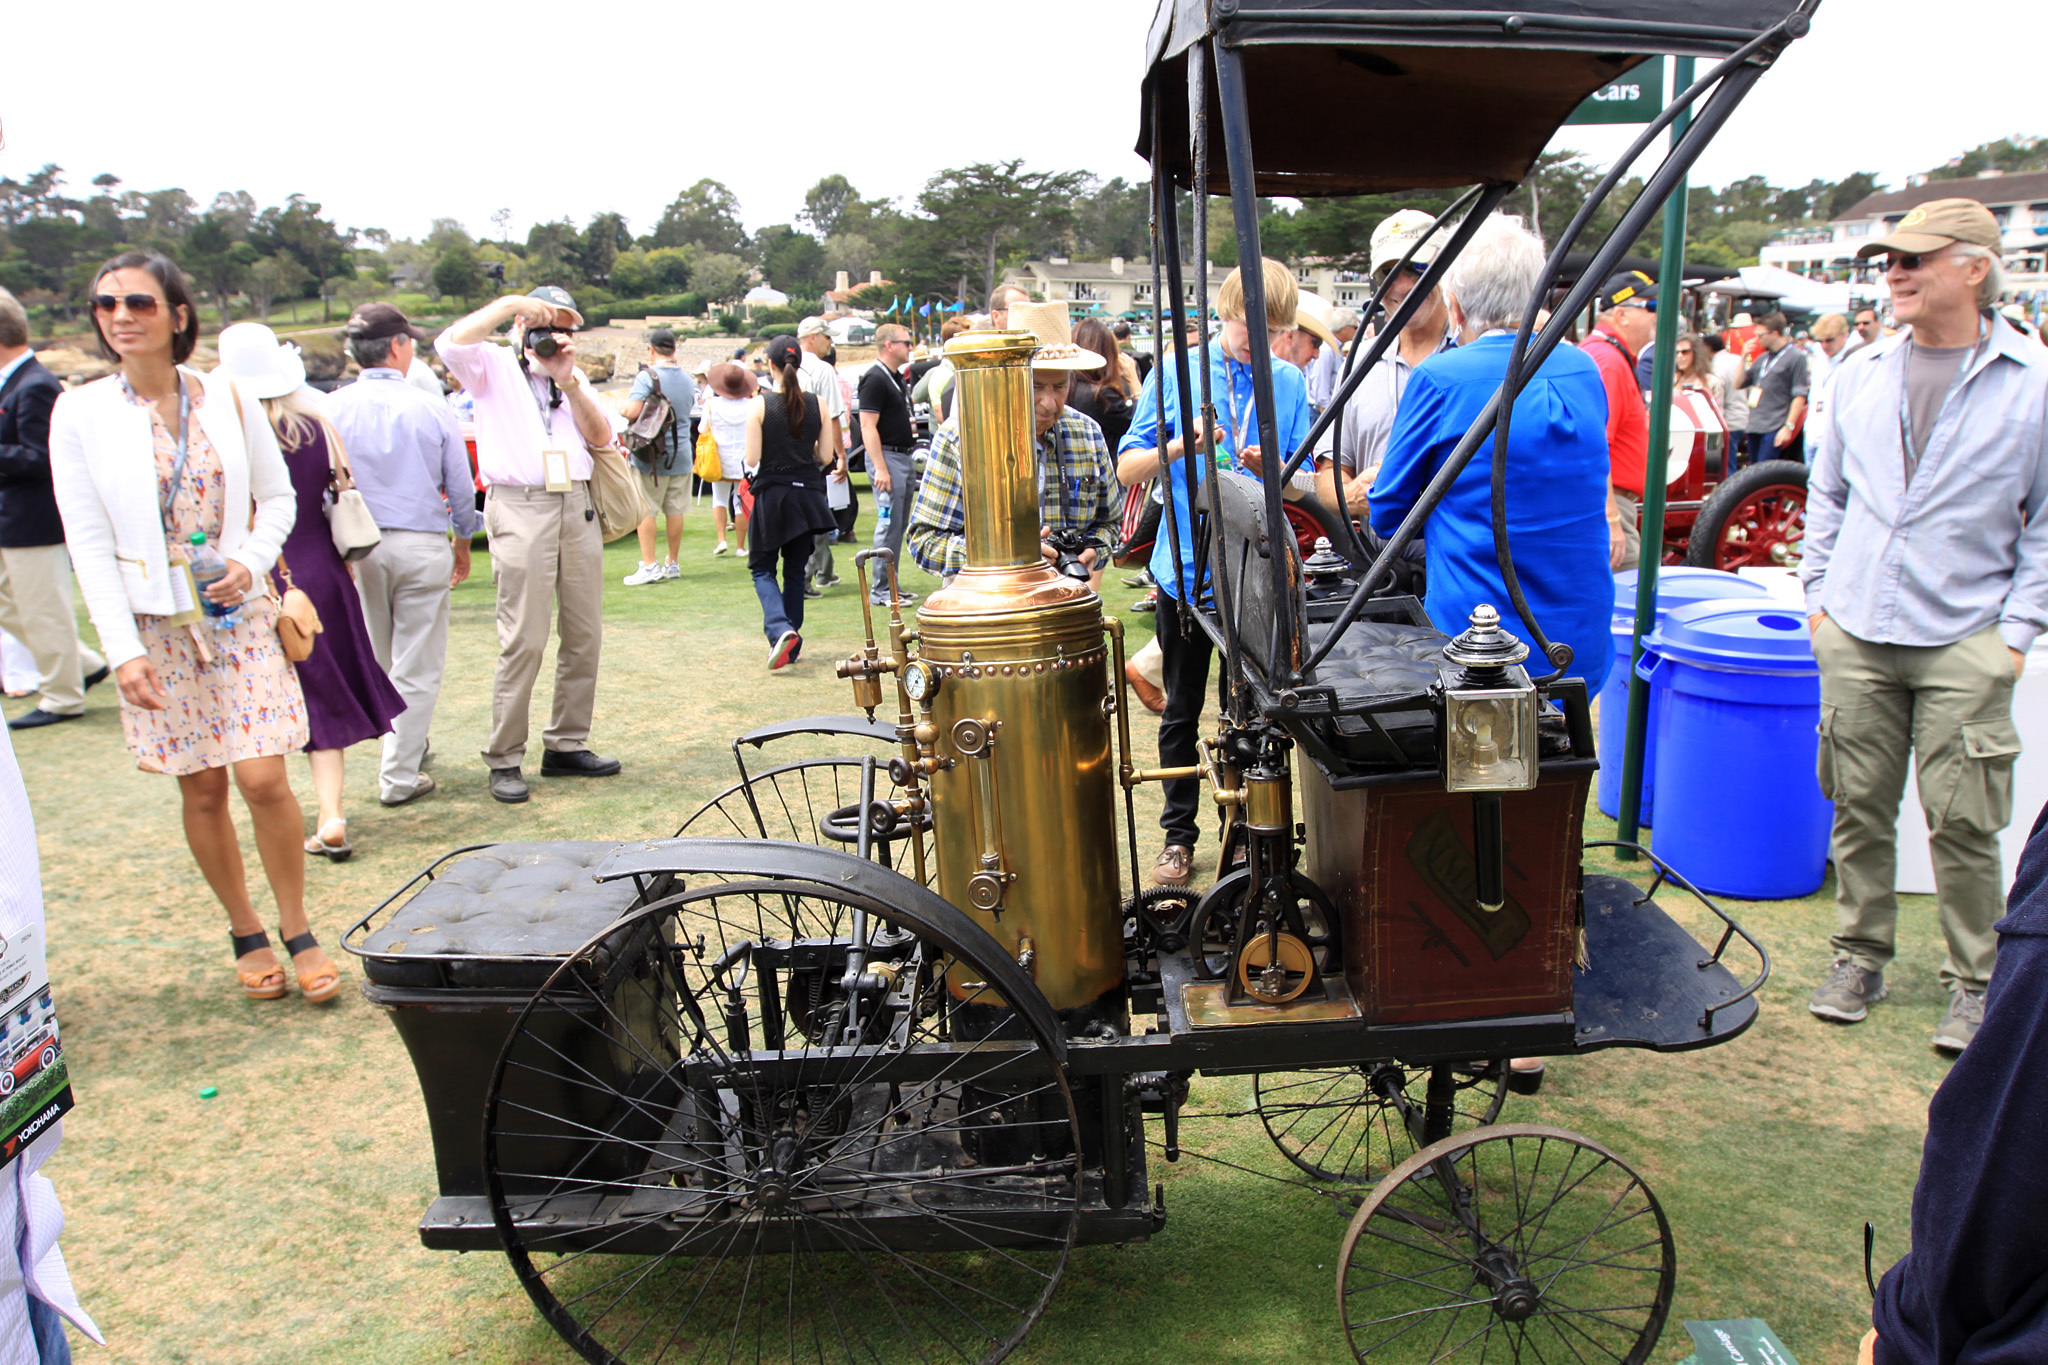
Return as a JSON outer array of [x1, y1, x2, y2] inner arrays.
[[437, 286, 622, 804]]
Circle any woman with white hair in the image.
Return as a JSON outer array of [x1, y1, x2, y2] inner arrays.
[[1368, 214, 1618, 693]]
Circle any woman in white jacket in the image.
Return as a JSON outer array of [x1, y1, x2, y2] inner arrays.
[[50, 252, 337, 1004]]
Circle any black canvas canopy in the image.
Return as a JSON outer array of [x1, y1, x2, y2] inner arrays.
[[1139, 0, 1810, 196]]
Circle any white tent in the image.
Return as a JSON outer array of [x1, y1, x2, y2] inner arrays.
[[744, 286, 790, 306], [1735, 265, 1853, 314]]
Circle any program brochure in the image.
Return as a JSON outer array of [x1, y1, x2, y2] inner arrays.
[[0, 922, 71, 1169]]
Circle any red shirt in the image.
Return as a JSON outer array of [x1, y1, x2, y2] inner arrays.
[[1579, 319, 1647, 496]]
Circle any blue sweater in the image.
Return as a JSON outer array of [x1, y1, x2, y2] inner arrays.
[[1369, 332, 1616, 693], [1874, 801, 2048, 1365]]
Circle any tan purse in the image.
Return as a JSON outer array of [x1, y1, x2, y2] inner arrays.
[[273, 555, 323, 663]]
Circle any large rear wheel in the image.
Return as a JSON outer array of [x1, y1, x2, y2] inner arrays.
[[483, 875, 1079, 1365]]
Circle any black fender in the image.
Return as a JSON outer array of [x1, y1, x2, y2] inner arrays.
[[593, 838, 1065, 1062], [733, 715, 900, 750]]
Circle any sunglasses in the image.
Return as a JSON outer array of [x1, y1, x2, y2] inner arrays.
[[1883, 251, 1949, 272], [91, 292, 161, 315]]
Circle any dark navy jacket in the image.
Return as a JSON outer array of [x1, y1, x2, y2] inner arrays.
[[1875, 801, 2048, 1364], [0, 355, 65, 548]]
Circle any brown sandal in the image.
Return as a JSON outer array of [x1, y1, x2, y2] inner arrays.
[[232, 930, 288, 1000], [285, 932, 342, 1003]]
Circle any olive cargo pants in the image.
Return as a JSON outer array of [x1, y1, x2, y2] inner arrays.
[[1815, 620, 2020, 991]]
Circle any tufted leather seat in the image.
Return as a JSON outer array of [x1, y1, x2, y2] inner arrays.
[[360, 842, 643, 988]]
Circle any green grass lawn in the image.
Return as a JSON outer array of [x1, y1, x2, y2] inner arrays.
[[17, 497, 1944, 1364]]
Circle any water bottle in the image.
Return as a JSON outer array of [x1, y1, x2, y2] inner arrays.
[[185, 532, 245, 628], [875, 487, 892, 539]]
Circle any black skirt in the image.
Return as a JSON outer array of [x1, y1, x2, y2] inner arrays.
[[748, 474, 838, 562]]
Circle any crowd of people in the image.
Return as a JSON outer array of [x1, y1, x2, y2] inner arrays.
[[0, 191, 2043, 1356]]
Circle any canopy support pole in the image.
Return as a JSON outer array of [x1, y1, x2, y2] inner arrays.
[[1616, 54, 1696, 859]]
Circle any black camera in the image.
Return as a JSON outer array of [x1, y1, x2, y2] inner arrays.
[[525, 327, 570, 359], [1045, 529, 1102, 582]]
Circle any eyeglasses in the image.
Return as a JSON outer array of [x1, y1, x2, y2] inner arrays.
[[91, 293, 160, 315]]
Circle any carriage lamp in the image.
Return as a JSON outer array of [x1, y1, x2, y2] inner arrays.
[[1439, 605, 1540, 794], [1441, 606, 1539, 914]]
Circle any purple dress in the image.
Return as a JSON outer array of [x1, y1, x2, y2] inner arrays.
[[271, 420, 404, 751]]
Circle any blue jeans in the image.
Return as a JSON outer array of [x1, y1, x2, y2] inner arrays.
[[29, 1295, 69, 1365], [752, 534, 815, 647]]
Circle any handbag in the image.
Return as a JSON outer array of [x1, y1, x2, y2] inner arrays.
[[324, 431, 383, 562], [622, 365, 676, 463], [1111, 478, 1162, 567], [271, 556, 322, 663], [588, 442, 651, 542], [693, 425, 724, 482]]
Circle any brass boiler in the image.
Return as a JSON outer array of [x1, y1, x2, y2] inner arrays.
[[917, 331, 1123, 1016]]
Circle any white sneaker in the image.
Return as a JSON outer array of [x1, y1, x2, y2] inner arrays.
[[660, 560, 681, 580], [623, 562, 663, 586], [711, 543, 731, 557]]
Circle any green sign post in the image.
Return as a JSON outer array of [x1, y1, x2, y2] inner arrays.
[[1566, 58, 1666, 125]]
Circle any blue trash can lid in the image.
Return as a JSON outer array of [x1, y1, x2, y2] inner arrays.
[[1645, 599, 1817, 672], [1612, 568, 1769, 629]]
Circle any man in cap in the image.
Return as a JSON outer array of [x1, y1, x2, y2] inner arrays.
[[795, 317, 849, 593], [0, 286, 106, 731], [1579, 270, 1659, 571], [1313, 210, 1456, 525], [329, 302, 479, 805], [437, 287, 621, 803], [1804, 197, 2048, 1052], [1736, 311, 1810, 467], [906, 301, 1118, 586], [619, 328, 695, 585]]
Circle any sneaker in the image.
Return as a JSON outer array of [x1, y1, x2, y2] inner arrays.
[[623, 562, 663, 586], [769, 630, 801, 670], [379, 772, 437, 807], [1122, 571, 1153, 589], [1932, 988, 1985, 1054], [1132, 592, 1158, 614], [1808, 960, 1888, 1023], [660, 560, 681, 580], [870, 591, 920, 609], [1152, 844, 1194, 888], [803, 583, 823, 599], [711, 542, 731, 557], [822, 574, 844, 588]]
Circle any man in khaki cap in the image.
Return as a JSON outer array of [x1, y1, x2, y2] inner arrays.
[[1803, 197, 2048, 1053]]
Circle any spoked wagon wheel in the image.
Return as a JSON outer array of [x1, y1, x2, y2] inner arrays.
[[1684, 459, 1807, 571], [1337, 1123, 1675, 1364], [483, 875, 1080, 1365], [1254, 1060, 1507, 1186], [674, 758, 933, 879]]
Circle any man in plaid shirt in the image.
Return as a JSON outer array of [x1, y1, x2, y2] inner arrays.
[[907, 334, 1119, 584]]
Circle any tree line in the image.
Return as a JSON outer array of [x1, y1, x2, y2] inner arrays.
[[0, 142, 2010, 335]]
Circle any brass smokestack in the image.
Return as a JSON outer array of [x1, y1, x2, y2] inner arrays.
[[950, 332, 1043, 570], [917, 330, 1124, 1019]]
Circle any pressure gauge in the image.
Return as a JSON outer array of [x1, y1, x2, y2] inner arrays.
[[902, 660, 940, 705]]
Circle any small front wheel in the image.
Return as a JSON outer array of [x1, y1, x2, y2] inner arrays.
[[1338, 1123, 1675, 1363]]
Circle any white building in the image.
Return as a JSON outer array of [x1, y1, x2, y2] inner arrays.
[[1760, 170, 2048, 298], [1001, 257, 1372, 320]]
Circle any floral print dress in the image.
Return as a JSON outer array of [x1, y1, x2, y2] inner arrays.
[[120, 375, 308, 775]]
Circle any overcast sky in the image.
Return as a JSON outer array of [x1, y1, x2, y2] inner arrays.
[[1, 0, 2030, 244]]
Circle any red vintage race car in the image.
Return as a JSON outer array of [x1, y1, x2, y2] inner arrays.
[[0, 1027, 58, 1096], [1655, 388, 1807, 569]]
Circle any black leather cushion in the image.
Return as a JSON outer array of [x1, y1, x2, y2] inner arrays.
[[1308, 620, 1450, 704], [361, 842, 641, 988]]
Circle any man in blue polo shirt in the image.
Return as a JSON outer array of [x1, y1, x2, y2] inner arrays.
[[1118, 258, 1314, 887], [1371, 214, 1616, 694]]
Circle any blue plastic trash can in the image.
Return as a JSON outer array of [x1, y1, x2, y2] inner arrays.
[[1642, 600, 1833, 899], [1598, 569, 1769, 822]]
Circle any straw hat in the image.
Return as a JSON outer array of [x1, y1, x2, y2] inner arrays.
[[212, 323, 306, 400], [1294, 291, 1341, 352], [1008, 301, 1105, 370]]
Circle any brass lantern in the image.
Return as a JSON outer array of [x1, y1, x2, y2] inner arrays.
[[1439, 604, 1540, 794]]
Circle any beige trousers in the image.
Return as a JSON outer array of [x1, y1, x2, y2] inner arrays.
[[1815, 619, 2019, 991], [356, 530, 454, 801], [0, 544, 105, 715], [1612, 489, 1642, 572], [482, 483, 604, 769]]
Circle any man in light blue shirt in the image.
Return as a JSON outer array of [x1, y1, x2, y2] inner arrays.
[[1117, 259, 1314, 887], [328, 303, 480, 807], [1802, 199, 2048, 1051]]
